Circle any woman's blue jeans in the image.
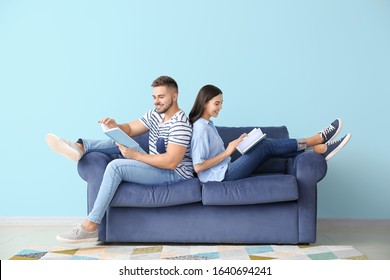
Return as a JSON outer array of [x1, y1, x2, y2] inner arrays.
[[224, 138, 302, 181], [80, 139, 184, 224]]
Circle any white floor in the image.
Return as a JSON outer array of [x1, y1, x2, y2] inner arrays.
[[1, 218, 389, 260]]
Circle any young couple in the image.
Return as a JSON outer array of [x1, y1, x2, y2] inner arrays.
[[46, 76, 351, 243]]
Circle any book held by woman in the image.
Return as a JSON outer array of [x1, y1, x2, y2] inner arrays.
[[236, 128, 267, 154]]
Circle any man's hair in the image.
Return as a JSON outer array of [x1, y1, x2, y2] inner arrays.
[[151, 76, 178, 93]]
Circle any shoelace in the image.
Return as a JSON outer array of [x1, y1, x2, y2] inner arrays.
[[326, 137, 342, 146], [70, 224, 83, 237], [62, 138, 83, 155], [320, 125, 335, 140]]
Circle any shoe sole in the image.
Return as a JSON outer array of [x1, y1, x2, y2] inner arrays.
[[325, 118, 342, 144], [56, 235, 98, 244], [46, 133, 81, 162], [325, 133, 351, 161]]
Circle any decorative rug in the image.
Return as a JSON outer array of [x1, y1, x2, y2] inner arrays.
[[9, 245, 367, 260]]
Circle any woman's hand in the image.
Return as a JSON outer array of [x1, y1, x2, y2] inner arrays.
[[98, 117, 118, 129], [225, 133, 247, 156]]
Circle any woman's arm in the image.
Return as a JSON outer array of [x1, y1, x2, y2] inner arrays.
[[194, 134, 246, 173]]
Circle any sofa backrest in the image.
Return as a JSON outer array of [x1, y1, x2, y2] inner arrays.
[[133, 125, 290, 174], [133, 126, 289, 154], [132, 133, 150, 154]]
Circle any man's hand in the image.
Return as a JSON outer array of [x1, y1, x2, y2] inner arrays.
[[99, 117, 118, 129], [116, 143, 138, 159]]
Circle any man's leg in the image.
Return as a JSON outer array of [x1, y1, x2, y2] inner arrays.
[[56, 159, 183, 243], [79, 138, 120, 157], [46, 133, 120, 161], [87, 159, 183, 224]]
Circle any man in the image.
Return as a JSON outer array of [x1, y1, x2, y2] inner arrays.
[[46, 76, 193, 243]]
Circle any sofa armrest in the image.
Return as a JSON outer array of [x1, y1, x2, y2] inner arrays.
[[287, 152, 327, 183], [286, 152, 327, 243], [77, 152, 112, 182]]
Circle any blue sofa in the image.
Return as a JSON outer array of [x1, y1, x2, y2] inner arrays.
[[77, 126, 327, 244]]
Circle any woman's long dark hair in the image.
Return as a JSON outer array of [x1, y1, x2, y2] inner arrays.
[[189, 84, 223, 124]]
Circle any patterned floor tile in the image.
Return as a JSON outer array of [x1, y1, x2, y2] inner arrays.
[[132, 245, 163, 255], [219, 248, 250, 260], [308, 252, 338, 260]]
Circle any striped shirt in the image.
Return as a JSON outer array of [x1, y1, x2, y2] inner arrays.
[[140, 109, 194, 179]]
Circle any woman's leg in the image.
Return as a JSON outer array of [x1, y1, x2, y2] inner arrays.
[[224, 138, 301, 181], [224, 118, 346, 181]]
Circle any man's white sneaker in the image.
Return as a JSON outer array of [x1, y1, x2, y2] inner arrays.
[[56, 224, 98, 244], [45, 133, 83, 161]]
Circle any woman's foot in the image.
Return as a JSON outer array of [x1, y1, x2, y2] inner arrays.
[[319, 118, 342, 144], [306, 118, 342, 147], [321, 133, 352, 160]]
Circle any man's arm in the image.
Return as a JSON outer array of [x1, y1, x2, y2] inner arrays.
[[119, 120, 149, 137], [100, 118, 149, 137], [118, 142, 187, 170]]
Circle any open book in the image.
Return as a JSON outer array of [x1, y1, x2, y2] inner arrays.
[[236, 128, 267, 154], [101, 123, 145, 153]]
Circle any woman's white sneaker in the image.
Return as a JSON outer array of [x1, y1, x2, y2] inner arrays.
[[45, 133, 83, 161]]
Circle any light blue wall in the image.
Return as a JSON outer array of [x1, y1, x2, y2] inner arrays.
[[1, 0, 389, 218]]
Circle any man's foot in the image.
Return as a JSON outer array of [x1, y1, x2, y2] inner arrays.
[[319, 118, 342, 144], [46, 133, 83, 161], [322, 133, 352, 161], [56, 224, 98, 244]]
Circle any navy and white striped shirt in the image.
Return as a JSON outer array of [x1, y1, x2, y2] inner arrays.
[[140, 109, 194, 179]]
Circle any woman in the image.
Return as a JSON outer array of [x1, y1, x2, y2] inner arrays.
[[189, 84, 351, 183]]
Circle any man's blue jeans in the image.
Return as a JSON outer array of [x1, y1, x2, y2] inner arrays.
[[80, 138, 184, 224], [224, 138, 302, 181]]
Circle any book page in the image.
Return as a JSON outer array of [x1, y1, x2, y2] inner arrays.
[[237, 128, 266, 154]]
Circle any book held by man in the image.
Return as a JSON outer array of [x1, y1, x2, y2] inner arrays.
[[101, 123, 145, 152], [236, 128, 267, 154]]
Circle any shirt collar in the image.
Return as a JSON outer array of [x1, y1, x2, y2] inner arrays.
[[198, 118, 213, 125]]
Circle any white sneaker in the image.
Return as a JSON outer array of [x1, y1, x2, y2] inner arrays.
[[56, 224, 98, 244], [46, 133, 83, 161]]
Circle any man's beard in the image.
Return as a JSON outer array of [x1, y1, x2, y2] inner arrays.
[[156, 99, 173, 114]]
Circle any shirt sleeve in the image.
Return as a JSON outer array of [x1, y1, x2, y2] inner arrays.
[[168, 121, 192, 148], [190, 125, 210, 166], [139, 110, 152, 129]]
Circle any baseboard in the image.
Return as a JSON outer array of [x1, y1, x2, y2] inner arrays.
[[317, 218, 390, 228], [0, 216, 84, 226]]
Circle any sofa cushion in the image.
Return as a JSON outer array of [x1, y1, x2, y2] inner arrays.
[[110, 178, 201, 207], [202, 174, 298, 206]]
